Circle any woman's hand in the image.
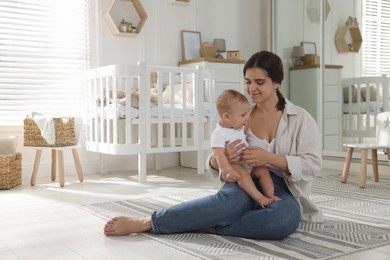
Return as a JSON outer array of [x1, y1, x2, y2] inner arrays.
[[241, 146, 274, 167], [225, 139, 246, 164]]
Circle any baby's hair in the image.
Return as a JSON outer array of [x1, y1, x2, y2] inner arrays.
[[216, 89, 249, 116]]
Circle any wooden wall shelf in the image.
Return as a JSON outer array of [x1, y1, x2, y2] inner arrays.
[[335, 26, 362, 53], [104, 0, 148, 36], [168, 0, 190, 5], [179, 57, 245, 66]]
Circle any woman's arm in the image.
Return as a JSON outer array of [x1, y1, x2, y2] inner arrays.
[[241, 147, 289, 174]]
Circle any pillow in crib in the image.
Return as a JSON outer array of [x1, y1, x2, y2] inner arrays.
[[162, 83, 194, 105], [360, 85, 377, 101], [343, 84, 358, 103], [0, 136, 18, 158]]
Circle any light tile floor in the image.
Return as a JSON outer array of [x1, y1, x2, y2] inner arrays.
[[1, 167, 390, 260]]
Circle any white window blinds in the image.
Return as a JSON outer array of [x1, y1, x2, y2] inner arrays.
[[0, 0, 91, 126], [362, 0, 390, 76]]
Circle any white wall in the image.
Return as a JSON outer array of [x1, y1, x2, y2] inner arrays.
[[2, 0, 268, 180], [100, 0, 267, 66]]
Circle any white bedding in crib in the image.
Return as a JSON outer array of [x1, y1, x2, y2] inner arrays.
[[100, 103, 211, 119]]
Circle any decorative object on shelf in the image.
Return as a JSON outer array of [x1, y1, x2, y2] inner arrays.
[[303, 54, 320, 66], [307, 0, 330, 23], [213, 39, 226, 59], [291, 46, 304, 66], [181, 30, 201, 60], [104, 0, 148, 36], [168, 0, 190, 5], [346, 16, 359, 26], [335, 17, 362, 53], [126, 22, 133, 33], [200, 42, 217, 58], [301, 41, 319, 65], [227, 50, 240, 60], [301, 41, 317, 55], [119, 19, 129, 33]]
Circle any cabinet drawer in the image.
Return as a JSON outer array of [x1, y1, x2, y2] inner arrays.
[[324, 118, 339, 134], [324, 102, 339, 118], [324, 85, 339, 101], [323, 135, 339, 150], [324, 69, 339, 85]]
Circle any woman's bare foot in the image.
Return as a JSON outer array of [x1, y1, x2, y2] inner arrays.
[[104, 216, 151, 236]]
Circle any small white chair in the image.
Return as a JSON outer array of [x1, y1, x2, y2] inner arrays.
[[341, 111, 390, 188], [30, 117, 84, 187]]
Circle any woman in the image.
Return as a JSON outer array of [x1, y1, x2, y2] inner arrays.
[[104, 51, 323, 239]]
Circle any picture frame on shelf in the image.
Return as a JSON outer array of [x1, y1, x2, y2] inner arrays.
[[301, 41, 317, 55], [181, 30, 201, 61]]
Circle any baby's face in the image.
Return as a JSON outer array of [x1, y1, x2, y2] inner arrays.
[[227, 102, 250, 129]]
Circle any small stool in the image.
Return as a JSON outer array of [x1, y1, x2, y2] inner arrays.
[[30, 117, 84, 187], [341, 112, 390, 188], [341, 144, 390, 188]]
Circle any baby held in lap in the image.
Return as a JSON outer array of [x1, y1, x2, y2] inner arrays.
[[210, 89, 280, 208]]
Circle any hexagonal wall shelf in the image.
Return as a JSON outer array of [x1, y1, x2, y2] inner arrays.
[[104, 0, 148, 36], [335, 26, 363, 53]]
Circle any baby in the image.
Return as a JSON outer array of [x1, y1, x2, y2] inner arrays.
[[210, 89, 280, 208]]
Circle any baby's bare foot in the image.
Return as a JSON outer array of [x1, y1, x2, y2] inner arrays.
[[104, 216, 151, 236], [256, 196, 272, 208], [270, 195, 282, 201]]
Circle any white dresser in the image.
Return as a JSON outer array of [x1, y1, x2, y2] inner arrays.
[[289, 65, 343, 151], [179, 57, 245, 97], [179, 58, 245, 169]]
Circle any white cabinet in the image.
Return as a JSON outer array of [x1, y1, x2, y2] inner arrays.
[[178, 58, 245, 169], [179, 58, 245, 97], [289, 65, 343, 151]]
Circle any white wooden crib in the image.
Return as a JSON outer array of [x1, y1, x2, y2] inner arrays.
[[85, 63, 217, 181], [342, 74, 390, 140]]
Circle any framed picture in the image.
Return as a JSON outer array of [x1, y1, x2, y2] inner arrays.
[[301, 41, 317, 55], [181, 30, 201, 60]]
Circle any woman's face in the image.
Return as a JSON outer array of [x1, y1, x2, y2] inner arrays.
[[244, 67, 279, 104]]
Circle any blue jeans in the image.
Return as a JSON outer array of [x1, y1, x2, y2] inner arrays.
[[151, 173, 301, 239]]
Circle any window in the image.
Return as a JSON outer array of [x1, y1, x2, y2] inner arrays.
[[0, 0, 93, 125], [361, 0, 390, 76]]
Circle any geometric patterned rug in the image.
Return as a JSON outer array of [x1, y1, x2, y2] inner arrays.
[[81, 174, 390, 260]]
